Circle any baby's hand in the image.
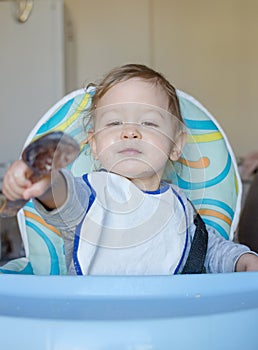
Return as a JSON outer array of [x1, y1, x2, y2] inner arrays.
[[235, 253, 258, 272], [2, 160, 51, 201]]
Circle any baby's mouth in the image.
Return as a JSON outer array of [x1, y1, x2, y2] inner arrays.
[[118, 148, 142, 156]]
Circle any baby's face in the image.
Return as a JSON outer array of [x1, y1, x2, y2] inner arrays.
[[89, 78, 185, 190]]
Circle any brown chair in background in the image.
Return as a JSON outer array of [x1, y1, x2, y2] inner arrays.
[[238, 171, 258, 253]]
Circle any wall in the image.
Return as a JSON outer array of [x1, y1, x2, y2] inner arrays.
[[1, 0, 258, 160], [0, 0, 64, 163], [64, 0, 258, 157], [64, 0, 151, 89]]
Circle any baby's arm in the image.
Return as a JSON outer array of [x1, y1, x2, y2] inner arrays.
[[2, 159, 67, 209], [204, 228, 258, 273], [33, 169, 90, 229], [33, 170, 91, 272]]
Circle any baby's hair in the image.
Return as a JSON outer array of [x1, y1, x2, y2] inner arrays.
[[85, 63, 184, 127]]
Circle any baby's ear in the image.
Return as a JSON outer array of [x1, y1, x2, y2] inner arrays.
[[169, 131, 187, 161], [87, 129, 98, 160]]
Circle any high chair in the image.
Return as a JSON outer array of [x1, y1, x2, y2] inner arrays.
[[0, 88, 242, 274], [1, 89, 258, 350]]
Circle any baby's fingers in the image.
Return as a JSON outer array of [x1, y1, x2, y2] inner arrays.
[[23, 175, 51, 201], [2, 161, 32, 200]]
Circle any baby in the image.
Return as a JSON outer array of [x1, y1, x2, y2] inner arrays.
[[3, 64, 258, 275]]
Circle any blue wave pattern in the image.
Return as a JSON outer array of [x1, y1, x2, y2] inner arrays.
[[173, 92, 239, 240]]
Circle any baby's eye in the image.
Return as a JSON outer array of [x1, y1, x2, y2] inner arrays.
[[106, 121, 122, 127], [141, 121, 159, 127]]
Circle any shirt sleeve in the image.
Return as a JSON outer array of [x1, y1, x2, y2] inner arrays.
[[204, 227, 254, 273], [33, 169, 92, 273], [33, 168, 91, 235], [181, 195, 255, 273]]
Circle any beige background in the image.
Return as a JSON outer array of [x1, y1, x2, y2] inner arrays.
[[64, 0, 258, 159], [1, 0, 258, 161]]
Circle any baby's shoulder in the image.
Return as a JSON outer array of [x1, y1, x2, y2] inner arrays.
[[169, 183, 188, 202], [168, 183, 195, 219]]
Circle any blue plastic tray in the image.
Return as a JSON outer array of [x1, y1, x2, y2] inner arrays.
[[0, 272, 258, 349]]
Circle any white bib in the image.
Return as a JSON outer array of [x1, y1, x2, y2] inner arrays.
[[73, 172, 189, 275]]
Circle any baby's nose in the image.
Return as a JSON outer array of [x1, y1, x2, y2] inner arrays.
[[120, 124, 142, 139]]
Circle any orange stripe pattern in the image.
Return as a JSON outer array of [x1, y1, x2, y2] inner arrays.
[[198, 209, 232, 226], [24, 210, 61, 237]]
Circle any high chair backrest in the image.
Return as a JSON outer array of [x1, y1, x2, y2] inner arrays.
[[0, 88, 242, 274]]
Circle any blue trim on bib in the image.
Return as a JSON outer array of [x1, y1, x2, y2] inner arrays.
[[73, 174, 97, 275], [171, 188, 189, 274], [143, 182, 170, 195], [82, 174, 97, 212]]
